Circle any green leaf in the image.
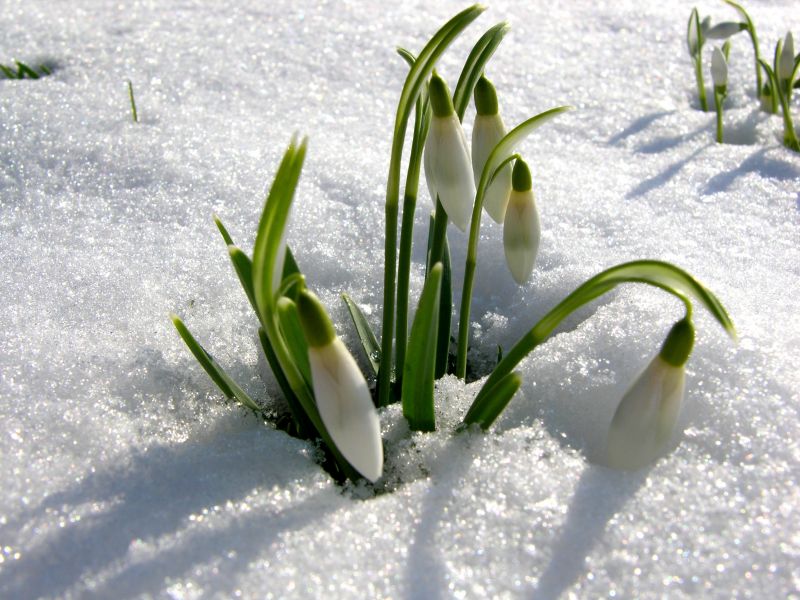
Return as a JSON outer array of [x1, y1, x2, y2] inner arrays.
[[462, 371, 522, 430], [463, 260, 736, 427], [15, 61, 39, 79], [453, 21, 510, 121], [0, 64, 16, 79], [342, 292, 381, 377], [227, 245, 258, 316], [252, 137, 307, 323], [171, 314, 262, 413], [258, 327, 316, 440], [280, 247, 303, 302], [402, 263, 443, 432], [435, 231, 452, 378], [213, 214, 235, 246], [276, 297, 312, 387]]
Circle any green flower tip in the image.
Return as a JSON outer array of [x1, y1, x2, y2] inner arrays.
[[659, 318, 695, 367], [429, 71, 455, 117], [474, 75, 499, 116], [297, 289, 336, 348], [512, 158, 532, 192]]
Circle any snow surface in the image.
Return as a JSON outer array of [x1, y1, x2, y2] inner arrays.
[[1, 0, 799, 598]]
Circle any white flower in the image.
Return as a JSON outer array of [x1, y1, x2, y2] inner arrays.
[[471, 76, 512, 223], [606, 319, 694, 470], [779, 32, 795, 81], [297, 290, 383, 482], [503, 159, 540, 285], [424, 72, 476, 232], [711, 47, 728, 88]]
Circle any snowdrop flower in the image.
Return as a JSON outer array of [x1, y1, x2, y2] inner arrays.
[[779, 32, 795, 82], [296, 289, 383, 482], [424, 71, 476, 232], [711, 46, 728, 92], [471, 75, 512, 223], [503, 158, 540, 285], [606, 319, 695, 470]]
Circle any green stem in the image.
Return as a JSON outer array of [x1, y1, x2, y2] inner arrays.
[[778, 91, 800, 151], [428, 199, 449, 268], [396, 191, 418, 388], [714, 91, 724, 143], [695, 54, 708, 111]]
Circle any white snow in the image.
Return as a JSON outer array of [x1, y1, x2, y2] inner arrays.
[[1, 0, 799, 598]]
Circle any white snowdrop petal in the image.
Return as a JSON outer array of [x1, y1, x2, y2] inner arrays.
[[309, 339, 383, 482], [424, 114, 476, 232], [779, 32, 795, 80], [711, 47, 728, 87], [606, 357, 686, 470], [503, 189, 540, 285], [472, 114, 512, 223]]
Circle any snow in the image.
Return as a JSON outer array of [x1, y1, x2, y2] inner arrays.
[[1, 0, 799, 598]]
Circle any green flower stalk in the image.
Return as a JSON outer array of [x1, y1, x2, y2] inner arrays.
[[424, 72, 476, 232], [297, 289, 383, 482], [688, 8, 710, 111], [711, 46, 729, 143], [471, 75, 512, 223], [721, 0, 766, 107], [503, 158, 540, 285], [759, 34, 800, 152], [606, 319, 695, 470]]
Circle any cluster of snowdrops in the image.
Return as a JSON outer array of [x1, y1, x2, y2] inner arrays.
[[688, 0, 799, 150], [172, 5, 736, 485]]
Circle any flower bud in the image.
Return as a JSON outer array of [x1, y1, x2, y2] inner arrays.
[[606, 319, 695, 470], [779, 32, 795, 81], [711, 46, 728, 90], [424, 72, 476, 232], [472, 76, 512, 223], [296, 289, 383, 482], [502, 159, 540, 285]]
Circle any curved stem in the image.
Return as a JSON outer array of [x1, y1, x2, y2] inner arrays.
[[695, 54, 708, 111]]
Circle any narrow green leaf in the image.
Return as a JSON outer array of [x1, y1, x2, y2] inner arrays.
[[464, 260, 736, 427], [258, 327, 316, 439], [127, 80, 138, 122], [463, 371, 522, 430], [15, 61, 39, 79], [213, 214, 235, 246], [435, 232, 452, 378], [342, 292, 381, 376], [252, 137, 307, 323], [276, 297, 312, 387], [0, 64, 16, 79], [453, 22, 510, 121], [227, 245, 258, 316], [402, 263, 443, 431], [171, 314, 262, 413]]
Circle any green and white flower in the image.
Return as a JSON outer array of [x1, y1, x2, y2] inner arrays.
[[606, 319, 695, 470], [424, 72, 476, 232], [503, 158, 540, 285], [471, 75, 512, 223], [297, 289, 383, 482]]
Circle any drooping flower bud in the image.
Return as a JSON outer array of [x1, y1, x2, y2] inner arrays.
[[472, 75, 512, 223], [779, 32, 795, 81], [296, 289, 383, 482], [502, 158, 540, 285], [606, 319, 695, 470], [423, 72, 476, 232], [711, 46, 728, 92]]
